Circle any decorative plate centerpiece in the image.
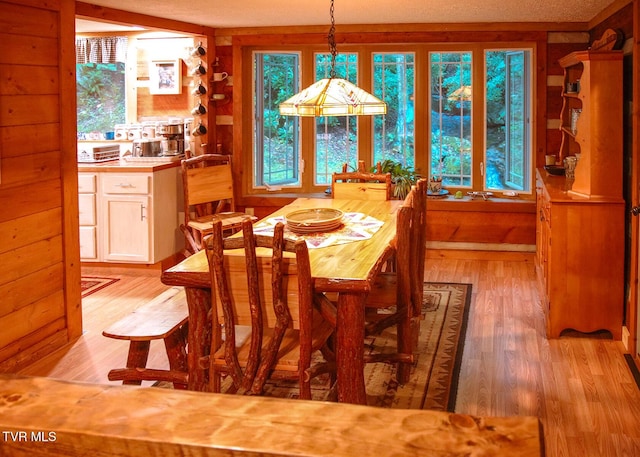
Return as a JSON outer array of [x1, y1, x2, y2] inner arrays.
[[285, 208, 344, 235]]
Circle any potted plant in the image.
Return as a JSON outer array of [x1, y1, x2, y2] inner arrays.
[[376, 159, 417, 200], [428, 159, 444, 194]]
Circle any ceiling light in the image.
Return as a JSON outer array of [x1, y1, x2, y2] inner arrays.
[[279, 0, 386, 117]]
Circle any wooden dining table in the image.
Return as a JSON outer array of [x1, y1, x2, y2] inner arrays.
[[161, 197, 401, 404]]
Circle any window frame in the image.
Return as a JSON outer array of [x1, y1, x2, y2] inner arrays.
[[314, 51, 360, 186], [241, 41, 537, 197], [483, 47, 533, 193], [252, 50, 302, 189]]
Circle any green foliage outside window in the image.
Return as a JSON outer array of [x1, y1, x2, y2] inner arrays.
[[76, 63, 126, 134], [253, 47, 530, 192]]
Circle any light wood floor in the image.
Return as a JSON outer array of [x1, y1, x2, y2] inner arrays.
[[18, 252, 640, 457]]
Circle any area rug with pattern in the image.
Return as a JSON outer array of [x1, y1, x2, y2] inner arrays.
[[81, 276, 120, 298], [261, 282, 472, 411]]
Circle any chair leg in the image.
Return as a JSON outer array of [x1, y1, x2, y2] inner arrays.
[[299, 374, 312, 400], [122, 340, 150, 386], [180, 224, 201, 255], [396, 307, 413, 385], [164, 326, 189, 390]]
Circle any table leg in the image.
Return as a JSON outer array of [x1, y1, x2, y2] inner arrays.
[[184, 287, 211, 392], [336, 291, 367, 405]]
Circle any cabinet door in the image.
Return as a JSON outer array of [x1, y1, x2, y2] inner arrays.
[[103, 195, 151, 262], [79, 226, 97, 260], [78, 193, 96, 226], [78, 173, 97, 193], [535, 183, 544, 268], [541, 217, 551, 298]]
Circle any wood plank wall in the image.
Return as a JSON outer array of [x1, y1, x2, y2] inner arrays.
[[0, 1, 219, 372], [0, 0, 81, 371]]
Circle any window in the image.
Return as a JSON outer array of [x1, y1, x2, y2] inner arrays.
[[253, 52, 300, 188], [429, 48, 532, 192], [76, 36, 128, 137], [315, 53, 359, 185], [430, 52, 472, 186], [248, 43, 534, 195], [76, 62, 126, 135], [487, 50, 531, 191], [373, 53, 415, 169]]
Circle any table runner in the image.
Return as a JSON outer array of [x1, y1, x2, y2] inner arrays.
[[252, 212, 384, 249]]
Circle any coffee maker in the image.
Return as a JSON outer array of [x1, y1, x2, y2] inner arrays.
[[157, 122, 184, 156]]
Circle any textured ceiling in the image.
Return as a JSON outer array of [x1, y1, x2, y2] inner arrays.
[[77, 0, 618, 31]]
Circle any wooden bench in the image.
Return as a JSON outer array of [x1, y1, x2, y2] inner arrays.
[[102, 286, 189, 389]]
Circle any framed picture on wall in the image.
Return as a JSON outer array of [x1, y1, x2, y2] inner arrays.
[[149, 59, 182, 94]]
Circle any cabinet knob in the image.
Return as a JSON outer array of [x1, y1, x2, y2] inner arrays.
[[631, 206, 640, 216]]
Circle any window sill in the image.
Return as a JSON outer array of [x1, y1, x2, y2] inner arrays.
[[241, 192, 329, 207], [241, 192, 535, 214], [426, 195, 535, 213]]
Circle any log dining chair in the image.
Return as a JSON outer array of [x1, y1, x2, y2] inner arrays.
[[331, 160, 392, 201], [203, 218, 337, 399], [364, 178, 427, 384], [180, 154, 256, 255]]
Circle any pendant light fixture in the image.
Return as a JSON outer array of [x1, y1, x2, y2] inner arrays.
[[279, 0, 387, 117]]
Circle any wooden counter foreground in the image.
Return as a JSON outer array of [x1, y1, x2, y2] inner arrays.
[[0, 375, 544, 457]]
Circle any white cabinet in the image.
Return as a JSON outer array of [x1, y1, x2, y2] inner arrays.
[[101, 173, 151, 262], [79, 166, 182, 264], [78, 173, 98, 260]]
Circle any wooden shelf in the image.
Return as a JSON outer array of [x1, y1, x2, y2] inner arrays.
[[557, 50, 623, 198], [535, 49, 625, 339]]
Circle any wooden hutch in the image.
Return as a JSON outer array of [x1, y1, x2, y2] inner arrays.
[[536, 50, 624, 339]]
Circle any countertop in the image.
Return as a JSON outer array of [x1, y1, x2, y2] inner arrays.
[[78, 157, 181, 173], [536, 168, 624, 204]]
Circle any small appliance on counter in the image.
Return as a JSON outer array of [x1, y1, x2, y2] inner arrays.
[[77, 144, 121, 163], [132, 139, 162, 157], [157, 121, 185, 156]]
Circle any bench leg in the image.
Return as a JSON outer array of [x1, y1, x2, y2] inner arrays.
[[164, 324, 189, 390], [122, 341, 150, 386]]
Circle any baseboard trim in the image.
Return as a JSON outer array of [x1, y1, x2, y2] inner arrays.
[[622, 326, 630, 351], [427, 241, 536, 252]]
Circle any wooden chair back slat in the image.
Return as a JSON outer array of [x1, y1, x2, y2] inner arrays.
[[331, 181, 392, 200], [331, 161, 392, 201], [409, 178, 427, 315], [186, 163, 235, 207], [394, 205, 413, 314]]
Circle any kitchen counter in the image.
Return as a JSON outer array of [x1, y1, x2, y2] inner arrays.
[[78, 157, 181, 173], [78, 159, 183, 263]]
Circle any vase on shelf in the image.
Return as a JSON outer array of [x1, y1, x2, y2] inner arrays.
[[428, 177, 442, 194]]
